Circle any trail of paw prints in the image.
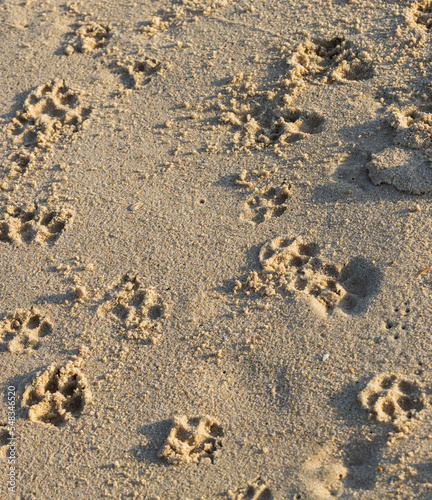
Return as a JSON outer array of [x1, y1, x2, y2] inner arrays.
[[208, 35, 372, 153], [368, 99, 432, 193], [141, 0, 234, 37], [1, 79, 90, 189], [233, 236, 381, 315], [97, 273, 166, 342], [228, 477, 273, 499], [359, 373, 428, 436], [0, 308, 52, 353], [0, 203, 74, 245], [235, 169, 291, 224], [60, 13, 165, 95], [21, 358, 91, 427], [159, 415, 224, 465]]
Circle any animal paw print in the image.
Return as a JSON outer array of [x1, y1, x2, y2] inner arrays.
[[408, 0, 432, 29], [271, 108, 325, 144], [286, 35, 374, 87], [98, 273, 165, 340], [236, 170, 292, 224], [160, 415, 224, 465], [219, 72, 325, 150], [242, 184, 291, 224], [5, 79, 90, 178], [265, 237, 346, 311], [0, 308, 52, 353], [0, 204, 74, 245], [228, 477, 273, 500], [234, 236, 380, 314], [116, 56, 162, 90], [6, 151, 34, 178], [359, 373, 426, 429], [368, 101, 432, 193], [234, 237, 343, 312], [64, 21, 111, 55], [22, 358, 91, 427]]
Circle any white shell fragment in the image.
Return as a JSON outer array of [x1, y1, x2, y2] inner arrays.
[[128, 202, 143, 211], [322, 353, 329, 362]]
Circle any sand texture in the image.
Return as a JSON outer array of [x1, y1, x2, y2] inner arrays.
[[1, 0, 432, 498]]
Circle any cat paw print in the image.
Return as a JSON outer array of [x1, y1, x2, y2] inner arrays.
[[98, 273, 165, 341], [160, 415, 224, 465], [0, 204, 74, 245], [359, 373, 426, 431], [64, 21, 111, 55], [242, 183, 291, 224], [286, 35, 374, 87], [234, 236, 345, 312], [220, 89, 325, 150], [116, 56, 162, 91], [235, 170, 292, 224], [234, 236, 381, 314], [22, 358, 91, 427], [5, 79, 90, 178], [263, 236, 347, 311], [228, 477, 273, 500], [0, 308, 52, 353]]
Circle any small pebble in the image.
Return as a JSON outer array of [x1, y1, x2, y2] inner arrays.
[[322, 353, 329, 361]]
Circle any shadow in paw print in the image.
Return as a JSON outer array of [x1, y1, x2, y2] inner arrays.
[[3, 370, 41, 419], [116, 58, 161, 90], [216, 240, 278, 299], [0, 425, 10, 445], [328, 379, 390, 491], [343, 435, 388, 490], [0, 89, 32, 121], [339, 256, 383, 314], [133, 420, 174, 464], [309, 118, 400, 204]]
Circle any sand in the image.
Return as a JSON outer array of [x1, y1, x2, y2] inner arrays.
[[0, 0, 432, 498]]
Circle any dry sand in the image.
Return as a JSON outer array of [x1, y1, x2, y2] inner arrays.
[[0, 0, 432, 498]]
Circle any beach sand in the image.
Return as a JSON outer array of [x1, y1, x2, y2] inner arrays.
[[1, 0, 432, 498]]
